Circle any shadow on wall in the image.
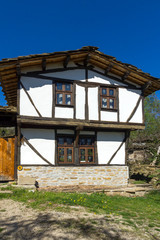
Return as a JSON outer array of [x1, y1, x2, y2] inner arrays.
[[21, 128, 55, 141], [97, 132, 124, 142], [21, 76, 52, 91]]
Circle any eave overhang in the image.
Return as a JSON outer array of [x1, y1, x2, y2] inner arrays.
[[0, 46, 160, 107]]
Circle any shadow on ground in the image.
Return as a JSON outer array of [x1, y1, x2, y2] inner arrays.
[[0, 212, 128, 240]]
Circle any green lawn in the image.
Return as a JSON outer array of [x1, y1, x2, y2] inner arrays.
[[0, 186, 160, 233]]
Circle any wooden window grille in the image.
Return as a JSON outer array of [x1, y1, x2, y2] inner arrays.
[[56, 82, 73, 106], [100, 87, 117, 110], [57, 136, 74, 164], [79, 136, 95, 164]]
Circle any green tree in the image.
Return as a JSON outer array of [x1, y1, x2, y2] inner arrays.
[[144, 92, 160, 136], [130, 92, 160, 165]]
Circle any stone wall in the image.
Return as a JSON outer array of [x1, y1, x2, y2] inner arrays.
[[18, 166, 129, 188]]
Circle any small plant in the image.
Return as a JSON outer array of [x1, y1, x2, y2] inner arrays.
[[0, 187, 160, 232], [0, 228, 4, 233]]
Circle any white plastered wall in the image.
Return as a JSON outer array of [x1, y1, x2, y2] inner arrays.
[[88, 70, 127, 86], [55, 107, 74, 119], [20, 76, 52, 117], [88, 87, 99, 120], [76, 85, 85, 120], [119, 88, 143, 123], [21, 128, 55, 165], [41, 69, 85, 82], [97, 132, 125, 165], [100, 111, 117, 122]]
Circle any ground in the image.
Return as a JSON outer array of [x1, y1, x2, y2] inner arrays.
[[0, 199, 156, 240]]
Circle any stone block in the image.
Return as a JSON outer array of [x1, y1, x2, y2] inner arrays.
[[18, 176, 36, 185]]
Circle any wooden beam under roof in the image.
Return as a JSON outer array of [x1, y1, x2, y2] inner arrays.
[[63, 55, 70, 68], [0, 46, 160, 106], [122, 71, 130, 81], [84, 53, 91, 66], [18, 116, 145, 130], [105, 63, 114, 75], [42, 58, 46, 71], [1, 73, 17, 80]]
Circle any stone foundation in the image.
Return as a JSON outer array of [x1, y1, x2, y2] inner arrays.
[[18, 166, 129, 188]]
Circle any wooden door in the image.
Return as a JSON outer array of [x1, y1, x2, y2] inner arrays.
[[0, 138, 15, 181]]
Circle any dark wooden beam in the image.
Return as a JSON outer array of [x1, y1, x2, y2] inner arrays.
[[16, 63, 21, 77], [75, 63, 94, 69], [18, 116, 145, 130], [105, 63, 114, 75], [42, 58, 46, 71], [22, 136, 53, 166], [122, 71, 130, 82], [20, 81, 42, 117], [63, 55, 70, 68], [84, 54, 91, 67], [108, 134, 127, 165], [141, 81, 152, 92], [126, 95, 142, 123]]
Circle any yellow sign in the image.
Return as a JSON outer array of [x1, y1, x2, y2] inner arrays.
[[17, 165, 23, 171]]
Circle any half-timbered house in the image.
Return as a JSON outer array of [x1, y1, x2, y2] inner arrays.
[[0, 46, 160, 187]]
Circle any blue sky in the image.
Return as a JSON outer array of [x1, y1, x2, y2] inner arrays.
[[0, 0, 160, 105]]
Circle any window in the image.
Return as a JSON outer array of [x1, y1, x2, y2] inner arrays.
[[79, 136, 95, 164], [57, 136, 74, 164], [56, 82, 73, 106], [100, 87, 116, 110]]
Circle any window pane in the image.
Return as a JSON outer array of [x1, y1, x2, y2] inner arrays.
[[109, 99, 114, 109], [65, 94, 71, 105], [57, 93, 63, 104], [88, 156, 93, 162], [109, 89, 114, 96], [58, 148, 64, 155], [58, 137, 64, 145], [66, 137, 73, 145], [102, 88, 107, 95], [65, 84, 71, 91], [80, 155, 85, 162], [67, 155, 72, 162], [102, 98, 107, 108], [59, 155, 64, 162], [79, 138, 86, 145], [87, 138, 92, 145], [88, 149, 93, 156], [67, 148, 72, 162], [80, 149, 85, 155], [67, 148, 72, 155], [56, 83, 63, 90]]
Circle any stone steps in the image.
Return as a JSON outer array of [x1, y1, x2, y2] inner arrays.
[[40, 184, 154, 197], [0, 182, 154, 197]]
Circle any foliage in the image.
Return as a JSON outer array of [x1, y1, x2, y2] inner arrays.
[[129, 93, 160, 167], [0, 127, 15, 138], [131, 92, 160, 141], [144, 93, 160, 134]]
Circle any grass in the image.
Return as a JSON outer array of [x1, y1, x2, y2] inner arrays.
[[0, 185, 160, 233], [132, 180, 148, 184]]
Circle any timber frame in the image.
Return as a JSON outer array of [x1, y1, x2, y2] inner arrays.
[[0, 46, 160, 180], [0, 46, 160, 107], [18, 126, 129, 167]]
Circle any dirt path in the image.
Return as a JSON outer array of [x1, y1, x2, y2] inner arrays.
[[0, 199, 154, 240]]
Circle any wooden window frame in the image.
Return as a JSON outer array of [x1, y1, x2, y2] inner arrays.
[[57, 135, 74, 164], [100, 87, 117, 110], [55, 82, 73, 107], [78, 136, 95, 164]]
